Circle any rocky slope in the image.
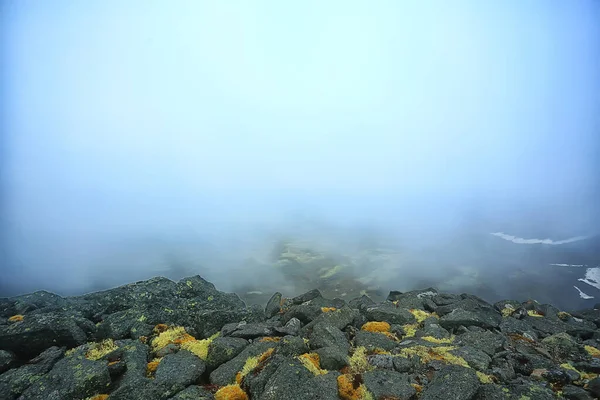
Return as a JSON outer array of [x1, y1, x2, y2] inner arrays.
[[2, 275, 600, 400]]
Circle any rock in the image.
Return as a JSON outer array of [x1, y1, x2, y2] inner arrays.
[[19, 354, 111, 400], [278, 336, 309, 357], [421, 365, 480, 400], [308, 322, 349, 351], [170, 385, 215, 399], [292, 289, 322, 305], [348, 295, 375, 310], [205, 337, 248, 369], [0, 347, 65, 400], [209, 341, 278, 386], [541, 332, 586, 362], [275, 317, 301, 336], [385, 288, 438, 311], [229, 323, 274, 339], [499, 317, 538, 339], [353, 331, 399, 352], [265, 292, 282, 318], [456, 331, 506, 357], [0, 312, 88, 358], [393, 356, 415, 373], [450, 346, 492, 371], [154, 351, 206, 392], [363, 304, 415, 325], [0, 349, 15, 373], [244, 354, 289, 399], [508, 383, 557, 400], [362, 369, 416, 399], [301, 306, 358, 334], [439, 309, 502, 330], [258, 358, 315, 400], [587, 377, 600, 398], [561, 384, 595, 400], [366, 354, 395, 370], [474, 384, 512, 400], [314, 346, 349, 370], [420, 320, 452, 339]]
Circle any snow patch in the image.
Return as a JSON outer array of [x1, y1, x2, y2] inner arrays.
[[417, 291, 437, 299], [574, 285, 594, 299], [550, 263, 587, 268], [490, 232, 588, 245], [578, 268, 600, 290]]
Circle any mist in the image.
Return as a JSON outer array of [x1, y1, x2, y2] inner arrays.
[[2, 1, 599, 309]]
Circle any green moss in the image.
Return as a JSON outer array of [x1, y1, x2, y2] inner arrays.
[[208, 296, 214, 301]]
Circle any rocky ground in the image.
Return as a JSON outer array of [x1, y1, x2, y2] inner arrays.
[[2, 275, 600, 399]]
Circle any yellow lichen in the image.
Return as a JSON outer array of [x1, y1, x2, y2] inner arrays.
[[371, 348, 391, 355], [585, 345, 600, 358], [409, 309, 436, 323], [476, 371, 495, 384], [361, 321, 391, 333], [557, 311, 571, 321], [8, 315, 24, 323], [236, 348, 275, 384], [180, 332, 220, 360], [402, 323, 419, 338], [348, 346, 373, 374], [321, 307, 337, 313], [298, 353, 328, 375], [527, 310, 544, 318], [501, 305, 515, 317], [560, 363, 598, 382], [214, 384, 248, 400], [151, 326, 195, 353], [337, 374, 373, 400], [259, 337, 282, 343], [86, 339, 119, 361], [421, 336, 455, 344], [396, 345, 469, 368], [153, 323, 169, 333], [411, 383, 423, 394]]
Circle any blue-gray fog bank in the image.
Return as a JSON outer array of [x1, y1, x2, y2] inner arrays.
[[2, 1, 599, 310]]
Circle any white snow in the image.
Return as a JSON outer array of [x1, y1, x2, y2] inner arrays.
[[578, 268, 600, 290], [549, 263, 587, 267], [490, 232, 588, 245], [574, 285, 594, 299]]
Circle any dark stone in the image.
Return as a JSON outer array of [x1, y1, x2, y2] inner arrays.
[[205, 337, 248, 369], [456, 330, 506, 357], [265, 292, 282, 318], [588, 377, 600, 398], [229, 323, 274, 339], [348, 295, 375, 310], [450, 346, 492, 371], [0, 349, 15, 373], [363, 303, 415, 325], [420, 365, 480, 400], [292, 289, 322, 305], [308, 322, 349, 351], [154, 351, 206, 392], [366, 354, 395, 370], [561, 384, 595, 400], [362, 369, 416, 399], [439, 309, 502, 330], [353, 331, 399, 352], [209, 341, 278, 386], [315, 346, 349, 370], [278, 335, 309, 357], [275, 317, 301, 336], [170, 385, 215, 399]]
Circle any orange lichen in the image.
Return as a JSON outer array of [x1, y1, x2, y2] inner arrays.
[[173, 333, 195, 345], [321, 307, 337, 313], [337, 374, 370, 400], [411, 383, 422, 394], [236, 348, 275, 384], [154, 324, 169, 333], [146, 358, 161, 377], [214, 384, 249, 400], [361, 321, 391, 333], [139, 336, 148, 344], [89, 395, 109, 400], [8, 315, 24, 323], [108, 360, 120, 366], [298, 352, 327, 375], [259, 337, 282, 343]]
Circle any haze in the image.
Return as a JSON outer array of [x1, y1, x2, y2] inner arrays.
[[2, 1, 599, 307]]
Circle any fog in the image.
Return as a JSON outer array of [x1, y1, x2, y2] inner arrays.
[[2, 1, 600, 309]]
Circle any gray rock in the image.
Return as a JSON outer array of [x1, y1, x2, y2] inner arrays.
[[348, 295, 375, 310], [421, 365, 480, 400], [206, 337, 248, 369], [0, 349, 15, 373], [363, 304, 415, 325], [0, 347, 65, 400], [301, 306, 358, 334], [229, 323, 274, 339], [0, 312, 88, 359], [19, 355, 110, 400], [362, 369, 416, 399], [541, 332, 586, 362], [210, 341, 278, 386], [439, 309, 501, 330], [587, 377, 600, 398], [315, 346, 349, 370], [561, 384, 595, 400], [155, 351, 206, 392], [393, 356, 415, 373], [499, 317, 539, 339], [292, 289, 322, 305], [265, 292, 282, 318], [169, 385, 215, 399], [275, 317, 301, 336], [456, 331, 506, 357], [450, 346, 492, 371], [259, 358, 315, 400], [474, 384, 512, 400], [308, 322, 349, 351], [353, 330, 399, 352], [366, 354, 395, 370], [508, 383, 556, 400], [278, 335, 309, 357]]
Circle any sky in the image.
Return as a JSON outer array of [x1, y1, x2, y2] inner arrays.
[[1, 1, 599, 298]]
